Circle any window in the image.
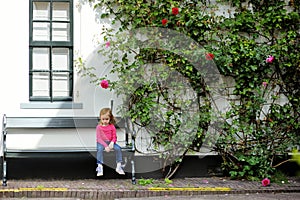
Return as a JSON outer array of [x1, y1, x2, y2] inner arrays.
[[29, 0, 73, 101]]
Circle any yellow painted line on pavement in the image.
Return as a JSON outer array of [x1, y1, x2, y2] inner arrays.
[[148, 187, 231, 192], [0, 187, 68, 192]]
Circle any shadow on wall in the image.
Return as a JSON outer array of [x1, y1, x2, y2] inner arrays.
[[74, 45, 122, 117]]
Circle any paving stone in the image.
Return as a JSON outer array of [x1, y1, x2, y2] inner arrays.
[[0, 177, 299, 199]]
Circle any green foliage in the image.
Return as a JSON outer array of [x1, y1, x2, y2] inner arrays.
[[213, 0, 300, 180], [292, 149, 300, 166], [164, 178, 173, 184], [137, 178, 154, 186], [137, 178, 173, 187], [80, 0, 300, 180]]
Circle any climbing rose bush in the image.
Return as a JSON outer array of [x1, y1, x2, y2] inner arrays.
[[79, 0, 300, 180]]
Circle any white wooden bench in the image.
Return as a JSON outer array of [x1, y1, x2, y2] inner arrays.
[[1, 114, 136, 186]]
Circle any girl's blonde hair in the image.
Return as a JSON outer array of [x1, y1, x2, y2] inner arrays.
[[99, 108, 116, 125]]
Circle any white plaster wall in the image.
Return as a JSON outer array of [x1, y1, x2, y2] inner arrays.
[[0, 1, 120, 119], [73, 1, 122, 117], [0, 0, 30, 117], [0, 1, 124, 155]]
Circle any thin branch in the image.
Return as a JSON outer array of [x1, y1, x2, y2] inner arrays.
[[272, 159, 296, 168]]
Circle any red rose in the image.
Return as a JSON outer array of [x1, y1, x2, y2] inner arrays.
[[162, 18, 168, 26], [172, 7, 179, 15], [205, 53, 214, 60]]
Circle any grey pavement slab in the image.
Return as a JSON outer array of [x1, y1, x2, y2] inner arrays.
[[5, 193, 300, 200], [1, 177, 299, 199], [117, 193, 300, 200]]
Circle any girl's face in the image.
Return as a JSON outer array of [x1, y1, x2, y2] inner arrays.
[[100, 112, 110, 126]]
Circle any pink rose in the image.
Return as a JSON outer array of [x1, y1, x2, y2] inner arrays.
[[105, 41, 110, 48], [266, 55, 274, 63], [262, 82, 268, 87], [261, 178, 270, 187], [100, 80, 109, 89]]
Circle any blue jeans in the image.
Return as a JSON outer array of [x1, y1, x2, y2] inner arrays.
[[96, 141, 123, 164]]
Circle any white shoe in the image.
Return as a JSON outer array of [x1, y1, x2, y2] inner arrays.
[[116, 163, 125, 175], [96, 165, 103, 176]]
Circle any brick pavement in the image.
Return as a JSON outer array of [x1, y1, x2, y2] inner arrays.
[[0, 176, 299, 199]]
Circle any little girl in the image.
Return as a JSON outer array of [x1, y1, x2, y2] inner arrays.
[[96, 108, 125, 176]]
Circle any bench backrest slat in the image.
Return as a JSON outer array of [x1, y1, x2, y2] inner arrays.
[[4, 117, 125, 129]]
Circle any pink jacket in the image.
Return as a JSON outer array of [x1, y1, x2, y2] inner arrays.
[[96, 124, 117, 147]]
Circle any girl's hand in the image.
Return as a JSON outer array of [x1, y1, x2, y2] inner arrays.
[[109, 142, 114, 149], [105, 146, 111, 152]]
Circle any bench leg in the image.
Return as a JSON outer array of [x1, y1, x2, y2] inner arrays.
[[2, 157, 7, 186], [131, 159, 136, 184]]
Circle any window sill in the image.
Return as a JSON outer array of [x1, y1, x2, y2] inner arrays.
[[20, 102, 83, 109]]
